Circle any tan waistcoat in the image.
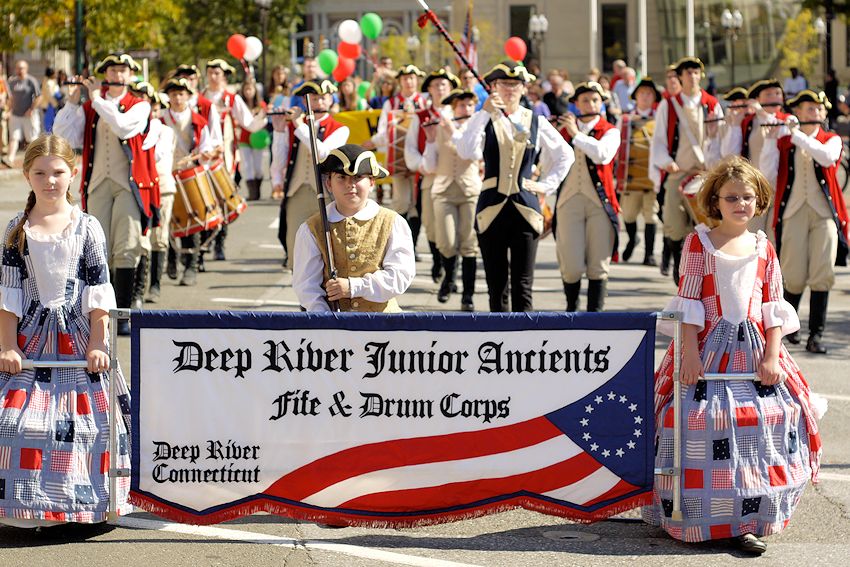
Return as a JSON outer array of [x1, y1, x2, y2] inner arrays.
[[89, 116, 131, 191], [674, 103, 704, 172], [784, 146, 834, 220], [557, 145, 601, 208], [307, 207, 401, 312], [431, 125, 481, 197]]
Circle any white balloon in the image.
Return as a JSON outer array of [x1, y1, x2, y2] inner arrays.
[[338, 19, 363, 44], [244, 36, 263, 62]]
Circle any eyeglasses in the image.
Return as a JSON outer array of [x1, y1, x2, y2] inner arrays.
[[716, 194, 757, 205]]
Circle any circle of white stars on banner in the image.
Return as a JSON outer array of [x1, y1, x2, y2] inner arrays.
[[579, 390, 644, 459]]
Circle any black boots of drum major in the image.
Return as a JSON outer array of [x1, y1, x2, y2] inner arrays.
[[131, 255, 149, 311], [623, 222, 657, 266], [437, 255, 476, 311], [147, 250, 166, 303], [784, 289, 830, 354], [564, 280, 607, 312], [113, 268, 134, 336]]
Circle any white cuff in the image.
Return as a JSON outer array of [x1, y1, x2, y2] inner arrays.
[[762, 300, 801, 337], [82, 283, 117, 315], [0, 286, 23, 319], [658, 296, 705, 336], [348, 277, 364, 300]]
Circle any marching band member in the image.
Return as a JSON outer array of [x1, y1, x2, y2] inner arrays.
[[658, 64, 683, 277], [421, 89, 482, 310], [760, 90, 848, 354], [53, 52, 158, 335], [405, 68, 460, 284], [293, 144, 415, 312], [159, 77, 217, 287], [173, 64, 222, 150], [456, 61, 572, 312], [616, 77, 662, 266], [364, 65, 428, 240], [202, 58, 266, 261], [650, 56, 723, 285], [270, 79, 348, 270], [721, 79, 789, 236], [555, 82, 620, 311]]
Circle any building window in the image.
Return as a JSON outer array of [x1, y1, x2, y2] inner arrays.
[[601, 4, 628, 72], [509, 5, 533, 61]]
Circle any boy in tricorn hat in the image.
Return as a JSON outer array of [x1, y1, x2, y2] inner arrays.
[[292, 144, 416, 312]]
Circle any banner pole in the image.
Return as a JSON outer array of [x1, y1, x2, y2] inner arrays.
[[672, 313, 683, 521], [108, 308, 119, 522]]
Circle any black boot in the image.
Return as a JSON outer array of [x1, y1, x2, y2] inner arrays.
[[247, 179, 261, 201], [214, 228, 226, 261], [131, 255, 149, 311], [806, 291, 829, 354], [622, 222, 639, 262], [783, 289, 803, 344], [563, 281, 581, 312], [113, 268, 134, 336], [180, 252, 199, 286], [428, 241, 443, 283], [166, 245, 178, 280], [670, 238, 684, 286], [460, 256, 476, 311], [148, 251, 164, 303], [643, 223, 657, 266], [437, 255, 457, 303], [660, 236, 671, 276], [586, 279, 607, 312]]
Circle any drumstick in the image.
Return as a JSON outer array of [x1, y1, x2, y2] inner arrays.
[[727, 104, 749, 110], [63, 81, 126, 87]]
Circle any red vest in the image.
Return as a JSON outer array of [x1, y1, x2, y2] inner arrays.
[[772, 128, 849, 265], [194, 95, 214, 124], [740, 111, 789, 161], [283, 114, 345, 190], [80, 90, 159, 231], [659, 89, 719, 188]]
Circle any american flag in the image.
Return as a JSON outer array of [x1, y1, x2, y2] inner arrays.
[[460, 0, 478, 71], [261, 333, 655, 524]]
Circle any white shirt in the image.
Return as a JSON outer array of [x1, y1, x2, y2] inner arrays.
[[455, 108, 574, 195], [370, 93, 422, 149], [269, 114, 350, 187], [784, 76, 808, 97], [759, 126, 843, 189], [292, 200, 416, 312], [649, 91, 723, 174], [569, 116, 620, 164], [53, 90, 151, 150]]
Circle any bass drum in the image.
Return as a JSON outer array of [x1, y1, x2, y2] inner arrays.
[[208, 159, 248, 223], [678, 173, 712, 227], [171, 165, 224, 237]]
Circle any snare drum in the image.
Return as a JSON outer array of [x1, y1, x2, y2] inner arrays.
[[208, 159, 247, 223], [678, 173, 711, 227], [171, 165, 224, 237]]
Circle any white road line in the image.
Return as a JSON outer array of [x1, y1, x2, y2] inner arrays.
[[211, 297, 301, 307], [268, 217, 279, 230], [821, 393, 850, 402], [259, 243, 282, 249], [818, 472, 850, 483], [116, 517, 480, 567]]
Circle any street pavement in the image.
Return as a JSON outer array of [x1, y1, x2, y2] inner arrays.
[[0, 167, 848, 566]]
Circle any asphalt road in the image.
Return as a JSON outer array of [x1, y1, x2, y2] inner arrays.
[[0, 168, 848, 566]]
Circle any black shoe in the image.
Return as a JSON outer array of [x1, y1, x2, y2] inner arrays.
[[0, 157, 12, 169], [180, 253, 199, 286], [563, 281, 581, 312], [622, 222, 638, 262], [166, 247, 178, 280], [806, 334, 827, 354], [786, 330, 801, 345], [214, 246, 226, 261], [131, 256, 149, 311], [198, 253, 206, 273], [460, 257, 476, 312], [429, 242, 443, 283], [437, 255, 457, 303], [643, 255, 657, 266], [733, 533, 767, 555]]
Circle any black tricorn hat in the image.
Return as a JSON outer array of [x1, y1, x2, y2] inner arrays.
[[441, 88, 478, 106], [396, 64, 426, 78], [95, 53, 141, 74], [722, 87, 749, 102], [569, 81, 609, 103], [630, 77, 662, 102], [482, 61, 536, 85], [672, 56, 704, 74], [320, 145, 389, 179], [292, 79, 338, 96], [162, 77, 196, 95], [175, 64, 200, 77], [747, 78, 783, 100], [421, 68, 461, 92], [788, 89, 827, 108], [206, 58, 237, 75]]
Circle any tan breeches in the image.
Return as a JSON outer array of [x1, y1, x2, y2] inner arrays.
[[86, 178, 143, 269], [779, 204, 838, 294], [286, 184, 317, 269], [390, 175, 416, 217], [433, 183, 478, 258], [662, 171, 693, 241], [556, 193, 615, 283], [620, 189, 658, 224], [421, 183, 436, 242], [150, 193, 175, 252]]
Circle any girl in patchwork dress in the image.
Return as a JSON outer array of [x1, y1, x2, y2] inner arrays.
[[0, 134, 131, 528], [646, 156, 825, 554]]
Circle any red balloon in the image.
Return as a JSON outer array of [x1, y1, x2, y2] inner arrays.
[[338, 42, 362, 60], [333, 57, 355, 81], [504, 37, 527, 62], [227, 34, 247, 60]]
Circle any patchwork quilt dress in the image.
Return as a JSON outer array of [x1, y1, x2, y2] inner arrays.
[[0, 207, 131, 526], [644, 225, 822, 542]]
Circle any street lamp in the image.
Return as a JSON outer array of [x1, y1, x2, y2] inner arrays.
[[406, 35, 421, 63], [255, 0, 271, 90], [815, 16, 827, 80], [721, 8, 743, 86], [528, 13, 549, 61]]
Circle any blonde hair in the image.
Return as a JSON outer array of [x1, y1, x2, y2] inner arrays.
[[697, 155, 772, 222], [8, 134, 76, 254]]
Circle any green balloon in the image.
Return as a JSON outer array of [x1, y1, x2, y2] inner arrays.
[[357, 81, 371, 98], [317, 49, 338, 76], [360, 13, 383, 40], [249, 129, 271, 149]]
